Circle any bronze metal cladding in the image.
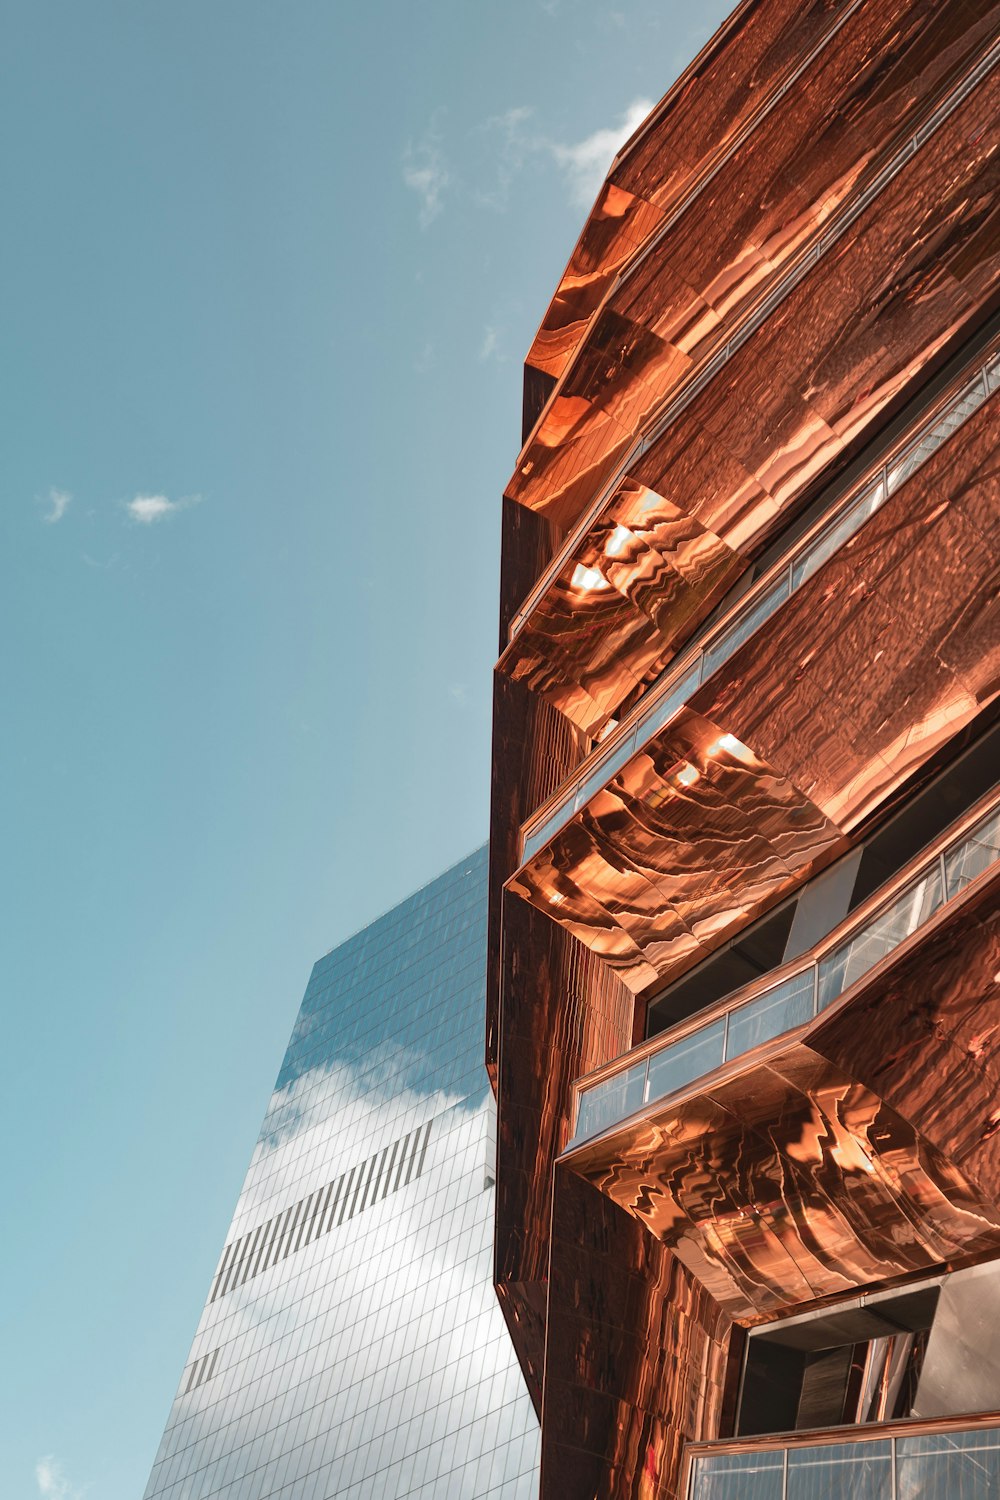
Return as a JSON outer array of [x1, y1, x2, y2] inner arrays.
[[512, 13, 1000, 534], [490, 8, 1000, 1496], [500, 484, 745, 738], [540, 1166, 733, 1500], [524, 0, 867, 388], [510, 395, 1000, 992], [564, 868, 1000, 1332], [504, 3, 1000, 736]]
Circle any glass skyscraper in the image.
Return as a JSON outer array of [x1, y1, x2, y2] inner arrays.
[[143, 846, 539, 1500]]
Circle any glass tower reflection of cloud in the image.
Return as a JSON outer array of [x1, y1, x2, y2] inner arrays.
[[143, 847, 540, 1500]]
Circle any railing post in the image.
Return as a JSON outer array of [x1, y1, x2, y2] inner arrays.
[[890, 1435, 897, 1500], [940, 849, 949, 902], [782, 1445, 789, 1500], [722, 1009, 731, 1065], [812, 962, 820, 1017]]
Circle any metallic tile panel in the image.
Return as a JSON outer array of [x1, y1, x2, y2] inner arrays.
[[511, 396, 1000, 992], [697, 396, 1000, 832], [540, 1166, 733, 1500], [500, 482, 745, 736], [494, 889, 633, 1406], [509, 707, 846, 995], [566, 870, 1000, 1329], [502, 19, 1000, 737], [509, 45, 1000, 540], [524, 0, 861, 386]]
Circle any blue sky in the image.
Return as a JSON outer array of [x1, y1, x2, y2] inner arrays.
[[1, 3, 732, 1495]]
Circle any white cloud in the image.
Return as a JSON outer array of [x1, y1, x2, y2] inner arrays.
[[403, 115, 451, 228], [478, 106, 534, 211], [552, 97, 653, 207], [125, 493, 199, 525], [478, 97, 653, 215], [146, 1047, 540, 1499], [40, 488, 72, 524], [479, 325, 500, 361], [35, 1456, 86, 1500]]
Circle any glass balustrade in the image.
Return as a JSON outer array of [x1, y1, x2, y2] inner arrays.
[[689, 1423, 1000, 1500], [572, 802, 1000, 1146], [521, 353, 998, 868]]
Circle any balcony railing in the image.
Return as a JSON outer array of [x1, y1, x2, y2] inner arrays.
[[686, 1417, 1000, 1500], [570, 796, 1000, 1146], [519, 349, 1000, 868]]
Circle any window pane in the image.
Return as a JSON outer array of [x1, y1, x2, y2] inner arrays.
[[896, 1428, 1000, 1500], [576, 1062, 646, 1139], [646, 1018, 726, 1104], [691, 1449, 783, 1500], [818, 870, 944, 1009], [786, 1440, 891, 1500], [945, 809, 1000, 898], [725, 970, 815, 1059]]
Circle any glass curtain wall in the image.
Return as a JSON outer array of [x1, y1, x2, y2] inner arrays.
[[143, 847, 539, 1500]]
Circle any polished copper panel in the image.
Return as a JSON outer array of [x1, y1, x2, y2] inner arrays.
[[510, 47, 1000, 539], [566, 870, 1000, 1327], [492, 9, 1000, 1491], [524, 0, 863, 386], [502, 31, 1000, 737], [510, 397, 1000, 991], [510, 706, 845, 994], [540, 1165, 733, 1500], [500, 481, 745, 735]]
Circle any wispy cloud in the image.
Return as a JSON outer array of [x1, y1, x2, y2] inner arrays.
[[35, 1456, 86, 1500], [402, 114, 451, 228], [125, 493, 200, 525], [40, 488, 72, 524], [552, 97, 653, 207], [478, 106, 534, 211], [479, 97, 653, 214], [479, 325, 500, 362]]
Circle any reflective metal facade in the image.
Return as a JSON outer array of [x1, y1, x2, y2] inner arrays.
[[144, 848, 539, 1500], [490, 4, 1000, 1496]]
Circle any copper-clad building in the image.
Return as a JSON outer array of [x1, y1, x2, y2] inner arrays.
[[489, 4, 1000, 1496]]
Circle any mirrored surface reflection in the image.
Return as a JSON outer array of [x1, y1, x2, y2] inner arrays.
[[143, 848, 539, 1500], [573, 796, 1000, 1146], [690, 1425, 1000, 1500]]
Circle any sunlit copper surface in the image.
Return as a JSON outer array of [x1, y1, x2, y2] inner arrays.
[[541, 1166, 733, 1499], [500, 482, 745, 736], [511, 44, 1000, 562], [510, 395, 1000, 992], [491, 9, 1000, 1493], [524, 0, 865, 390], [566, 868, 1000, 1327], [509, 35, 1000, 738]]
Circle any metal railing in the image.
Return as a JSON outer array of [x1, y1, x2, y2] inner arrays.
[[520, 350, 1000, 867], [571, 799, 1000, 1146], [687, 1418, 1000, 1500]]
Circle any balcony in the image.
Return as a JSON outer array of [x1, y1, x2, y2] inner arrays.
[[685, 1418, 1000, 1500], [523, 0, 858, 388], [509, 36, 1000, 534], [570, 795, 1000, 1146], [502, 39, 1000, 744], [506, 360, 1000, 994], [519, 351, 1000, 866]]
